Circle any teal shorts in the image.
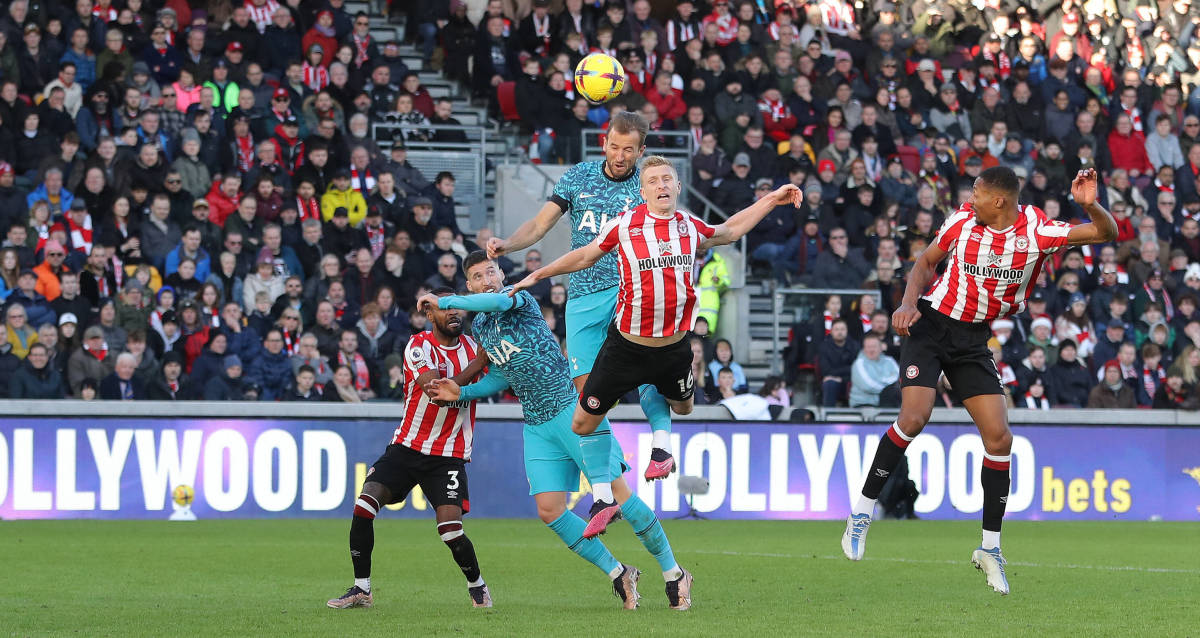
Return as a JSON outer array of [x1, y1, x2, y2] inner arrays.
[[523, 405, 629, 495], [565, 286, 618, 378]]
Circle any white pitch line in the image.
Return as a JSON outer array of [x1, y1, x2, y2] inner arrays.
[[488, 542, 1200, 575]]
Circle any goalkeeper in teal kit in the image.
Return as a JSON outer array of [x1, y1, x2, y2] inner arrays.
[[485, 112, 679, 512], [419, 251, 693, 611]]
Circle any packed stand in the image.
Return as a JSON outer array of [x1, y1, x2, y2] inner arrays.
[[0, 0, 569, 402], [463, 0, 1200, 411]]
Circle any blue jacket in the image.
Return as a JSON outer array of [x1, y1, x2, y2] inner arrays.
[[165, 245, 212, 282], [138, 126, 174, 162], [60, 49, 96, 91], [220, 325, 262, 367], [246, 349, 292, 401], [6, 289, 56, 328], [26, 184, 74, 211], [849, 353, 900, 407], [708, 359, 748, 394], [141, 45, 182, 85]]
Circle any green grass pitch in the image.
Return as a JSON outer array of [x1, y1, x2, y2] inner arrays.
[[1, 519, 1195, 636]]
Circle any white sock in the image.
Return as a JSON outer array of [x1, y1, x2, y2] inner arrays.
[[354, 577, 371, 593], [608, 565, 625, 579], [651, 430, 671, 452], [663, 565, 683, 582], [592, 482, 614, 503], [853, 496, 876, 517], [467, 577, 484, 588], [982, 530, 1001, 550]]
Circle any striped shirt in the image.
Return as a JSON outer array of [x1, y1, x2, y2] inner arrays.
[[924, 203, 1072, 323], [596, 204, 716, 338], [244, 0, 279, 33], [392, 331, 481, 459]]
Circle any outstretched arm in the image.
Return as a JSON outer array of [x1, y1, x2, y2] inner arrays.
[[417, 292, 527, 314], [1067, 169, 1118, 246], [487, 201, 565, 258], [508, 243, 607, 296], [698, 184, 803, 251], [425, 369, 511, 403]]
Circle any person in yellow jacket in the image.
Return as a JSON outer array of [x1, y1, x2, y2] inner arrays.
[[320, 169, 368, 226], [697, 249, 730, 332]]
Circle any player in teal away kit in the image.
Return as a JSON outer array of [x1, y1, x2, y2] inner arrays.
[[486, 113, 678, 525], [419, 252, 693, 611]]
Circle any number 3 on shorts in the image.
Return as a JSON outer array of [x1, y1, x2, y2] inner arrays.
[[446, 470, 460, 490]]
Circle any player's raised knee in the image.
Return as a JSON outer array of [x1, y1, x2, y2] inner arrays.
[[983, 428, 1013, 455]]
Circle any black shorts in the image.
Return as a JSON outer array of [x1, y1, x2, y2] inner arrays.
[[898, 300, 1004, 400], [365, 444, 470, 513], [579, 324, 694, 415]]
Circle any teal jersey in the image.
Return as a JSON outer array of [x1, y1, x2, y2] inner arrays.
[[472, 287, 578, 425], [551, 160, 644, 298]]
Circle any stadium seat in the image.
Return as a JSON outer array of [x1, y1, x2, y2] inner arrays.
[[497, 81, 520, 122]]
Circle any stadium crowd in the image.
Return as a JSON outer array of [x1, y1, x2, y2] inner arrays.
[[3, 0, 1200, 412], [458, 0, 1200, 412]]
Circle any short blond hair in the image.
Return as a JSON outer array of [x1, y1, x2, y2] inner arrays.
[[640, 155, 677, 181]]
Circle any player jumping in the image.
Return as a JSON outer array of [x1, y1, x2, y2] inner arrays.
[[419, 252, 693, 611], [841, 168, 1116, 595], [486, 112, 678, 510], [510, 156, 803, 537], [326, 288, 491, 609]]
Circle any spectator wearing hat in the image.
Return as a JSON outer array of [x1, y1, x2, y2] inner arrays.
[[32, 239, 70, 301], [17, 24, 57, 96], [243, 246, 286, 311], [114, 279, 151, 334], [173, 129, 211, 198], [204, 353, 248, 400], [145, 349, 196, 399], [203, 59, 240, 114], [140, 23, 182, 86], [1087, 359, 1137, 408], [320, 169, 368, 226], [68, 324, 115, 395], [713, 152, 754, 215], [1049, 339, 1093, 407], [303, 10, 339, 67]]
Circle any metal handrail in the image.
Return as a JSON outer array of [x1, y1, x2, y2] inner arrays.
[[771, 288, 883, 375]]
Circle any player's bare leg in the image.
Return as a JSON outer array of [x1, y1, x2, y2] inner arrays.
[[434, 504, 490, 607], [962, 393, 1013, 595], [327, 482, 392, 608], [535, 491, 641, 609], [843, 386, 936, 561], [575, 374, 679, 483], [612, 479, 692, 610]]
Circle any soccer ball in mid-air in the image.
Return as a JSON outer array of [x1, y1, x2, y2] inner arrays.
[[173, 484, 195, 507], [575, 53, 626, 104]]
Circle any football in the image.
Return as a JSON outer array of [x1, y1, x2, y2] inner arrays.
[[574, 53, 626, 104], [172, 484, 195, 507]]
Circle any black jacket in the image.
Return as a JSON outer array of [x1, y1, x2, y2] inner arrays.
[[99, 373, 147, 400], [818, 337, 860, 379], [9, 360, 64, 398], [145, 371, 198, 400], [1049, 358, 1093, 407]]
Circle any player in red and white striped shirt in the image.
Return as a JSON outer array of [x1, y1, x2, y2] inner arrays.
[[394, 328, 482, 458], [327, 288, 493, 610], [244, 0, 279, 33], [843, 167, 1117, 596], [512, 156, 801, 535]]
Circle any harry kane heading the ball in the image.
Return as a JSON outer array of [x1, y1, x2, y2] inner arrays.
[[511, 156, 802, 536]]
